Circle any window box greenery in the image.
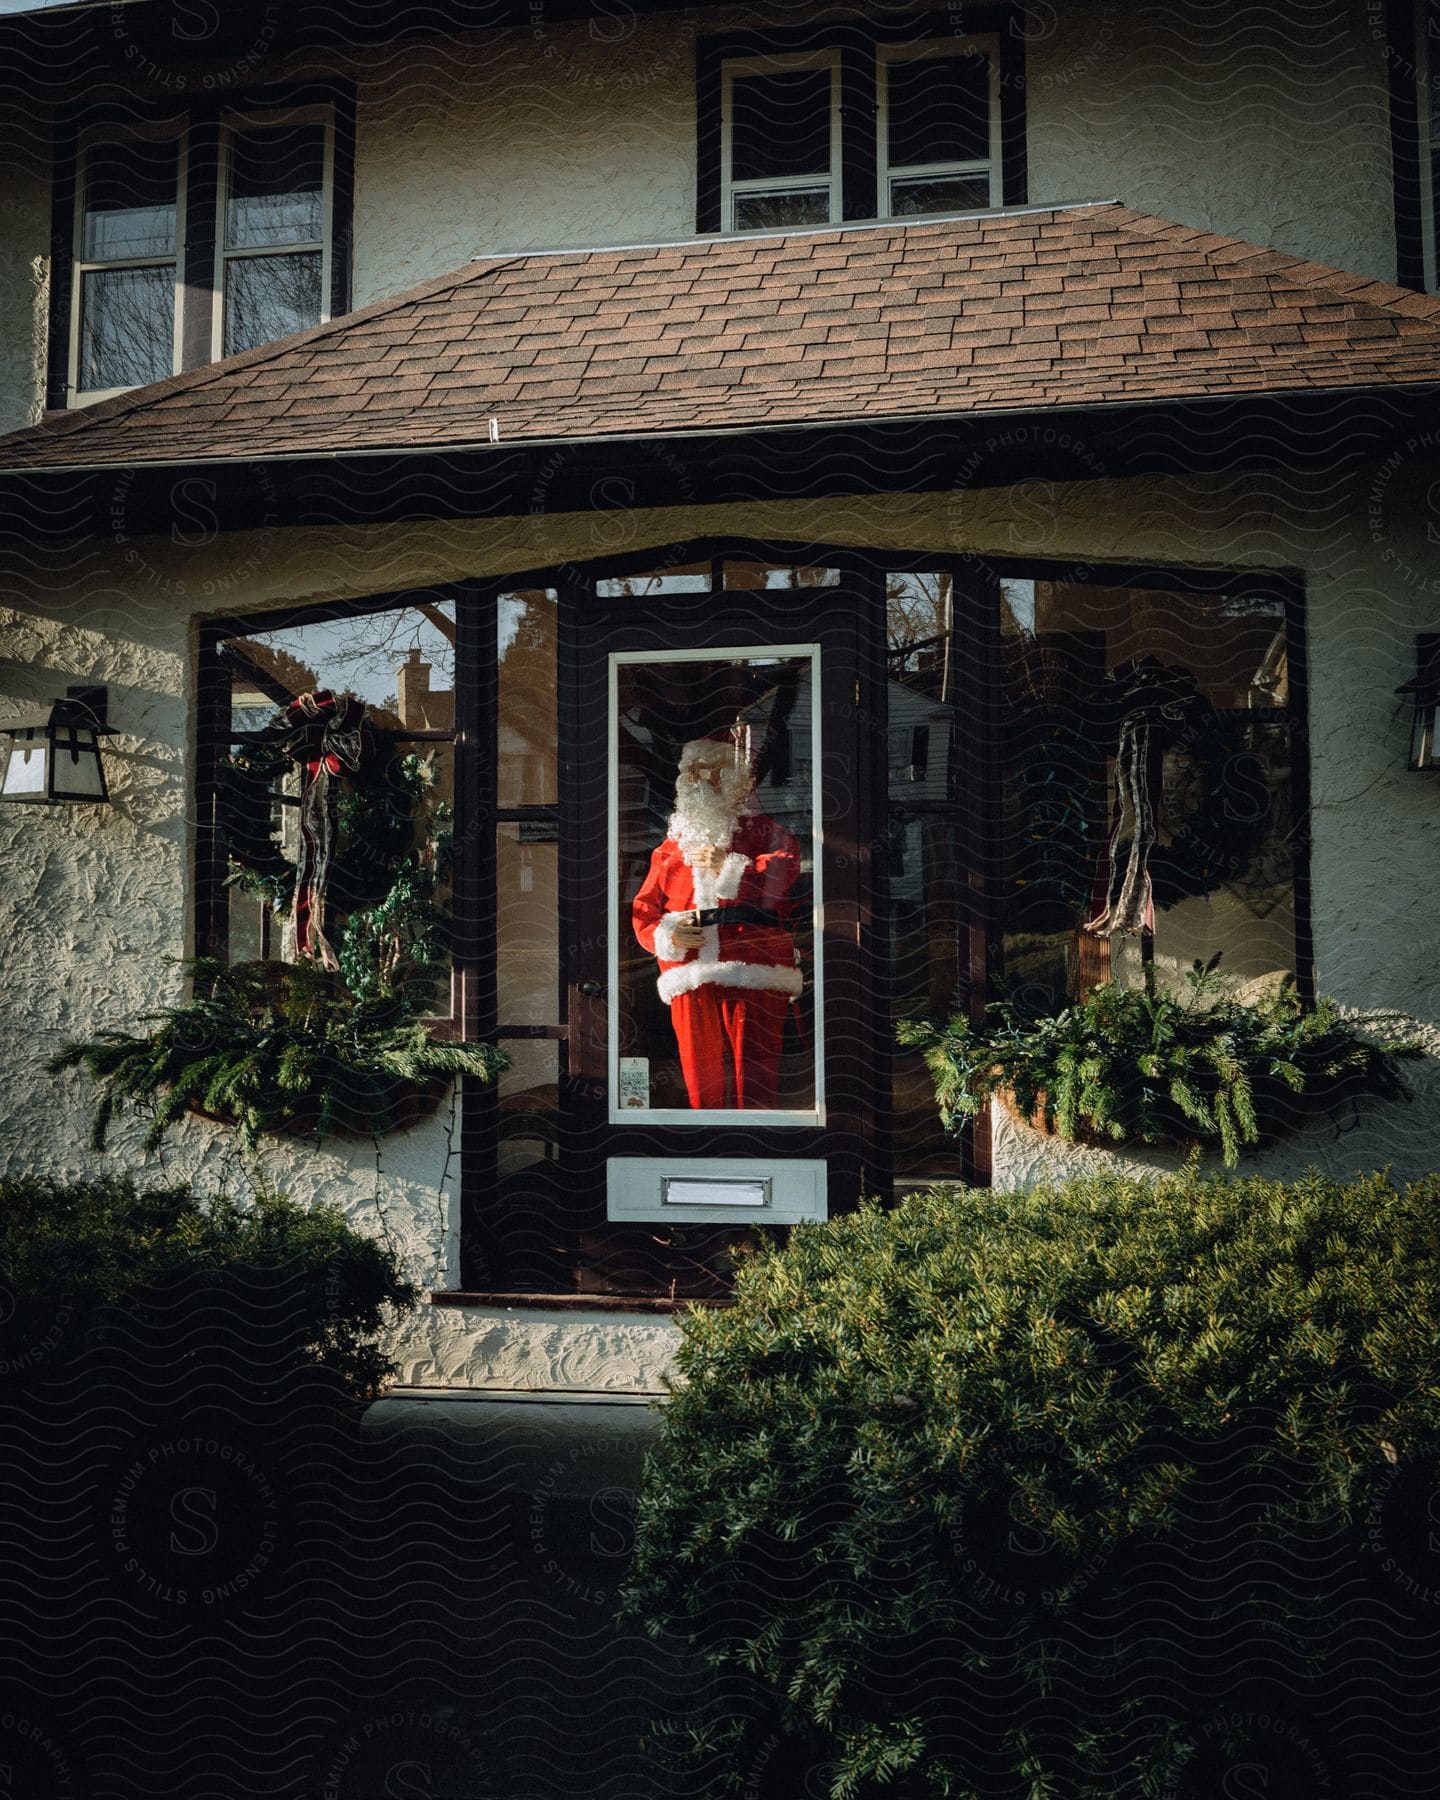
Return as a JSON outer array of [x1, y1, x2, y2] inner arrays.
[[49, 957, 507, 1153], [897, 960, 1422, 1166], [50, 697, 507, 1153]]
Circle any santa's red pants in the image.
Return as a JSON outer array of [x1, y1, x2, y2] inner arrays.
[[669, 985, 789, 1109]]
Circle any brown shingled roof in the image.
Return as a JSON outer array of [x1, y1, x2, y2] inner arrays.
[[5, 201, 1440, 471]]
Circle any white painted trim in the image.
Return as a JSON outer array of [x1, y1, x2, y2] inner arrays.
[[466, 199, 1123, 265], [876, 34, 1003, 218], [608, 640, 826, 1128], [721, 48, 843, 232]]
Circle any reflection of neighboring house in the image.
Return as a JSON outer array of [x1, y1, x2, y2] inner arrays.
[[888, 680, 951, 804], [396, 648, 453, 736], [396, 648, 456, 810]]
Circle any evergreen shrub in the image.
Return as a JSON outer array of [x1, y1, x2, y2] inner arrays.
[[622, 1168, 1440, 1798], [0, 1174, 416, 1397]]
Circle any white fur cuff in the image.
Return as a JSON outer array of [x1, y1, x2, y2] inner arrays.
[[657, 960, 805, 1005], [714, 853, 750, 901], [652, 912, 692, 964]]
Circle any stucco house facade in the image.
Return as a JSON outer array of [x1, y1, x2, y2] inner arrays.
[[0, 0, 1439, 1405]]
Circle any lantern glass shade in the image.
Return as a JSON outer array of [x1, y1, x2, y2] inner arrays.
[[1, 729, 50, 799], [0, 692, 113, 804], [1398, 635, 1440, 774]]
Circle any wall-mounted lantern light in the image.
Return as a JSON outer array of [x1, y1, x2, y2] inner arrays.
[[1396, 635, 1440, 773], [0, 686, 115, 804]]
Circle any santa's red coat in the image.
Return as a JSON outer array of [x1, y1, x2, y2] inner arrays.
[[631, 812, 804, 1005]]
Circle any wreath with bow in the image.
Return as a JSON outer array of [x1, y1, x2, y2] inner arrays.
[[1005, 658, 1275, 936], [219, 689, 449, 1010]]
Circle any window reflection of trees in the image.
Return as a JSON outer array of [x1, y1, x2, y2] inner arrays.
[[79, 266, 175, 390], [886, 572, 954, 701], [224, 250, 323, 356], [243, 606, 456, 710], [221, 607, 457, 970], [222, 128, 325, 356], [77, 126, 327, 387]]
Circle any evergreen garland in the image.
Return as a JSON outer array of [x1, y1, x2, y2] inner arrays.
[[54, 702, 507, 1152], [898, 959, 1423, 1166], [49, 957, 507, 1153]]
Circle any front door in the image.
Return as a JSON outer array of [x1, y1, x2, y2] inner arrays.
[[467, 571, 887, 1298]]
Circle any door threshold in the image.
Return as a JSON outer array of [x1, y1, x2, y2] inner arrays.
[[430, 1290, 728, 1313]]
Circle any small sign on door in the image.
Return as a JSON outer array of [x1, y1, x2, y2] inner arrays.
[[619, 1057, 650, 1109]]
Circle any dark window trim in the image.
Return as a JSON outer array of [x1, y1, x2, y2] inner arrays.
[[195, 544, 1310, 1239], [46, 77, 355, 412], [194, 579, 470, 1028], [1388, 0, 1428, 289], [695, 6, 1027, 235]]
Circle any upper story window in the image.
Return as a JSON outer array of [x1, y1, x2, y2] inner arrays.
[[218, 115, 331, 358], [700, 12, 1024, 235], [73, 129, 184, 398], [878, 41, 1001, 217], [722, 53, 841, 231], [50, 84, 353, 410]]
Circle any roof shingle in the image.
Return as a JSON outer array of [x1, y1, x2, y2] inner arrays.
[[5, 201, 1440, 471]]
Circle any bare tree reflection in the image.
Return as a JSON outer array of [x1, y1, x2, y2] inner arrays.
[[79, 266, 174, 390], [224, 250, 323, 357]]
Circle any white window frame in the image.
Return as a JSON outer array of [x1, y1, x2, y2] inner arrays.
[[68, 121, 188, 407], [877, 35, 1003, 220], [212, 105, 334, 363], [607, 642, 827, 1129], [721, 50, 843, 233]]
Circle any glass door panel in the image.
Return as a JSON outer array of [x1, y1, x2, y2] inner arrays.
[[611, 648, 821, 1123]]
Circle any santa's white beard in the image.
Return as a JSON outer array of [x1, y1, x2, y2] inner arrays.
[[669, 766, 750, 865]]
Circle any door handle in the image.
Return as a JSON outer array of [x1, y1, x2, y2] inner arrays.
[[576, 979, 605, 998]]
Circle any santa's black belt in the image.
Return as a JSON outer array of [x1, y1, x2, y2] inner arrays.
[[684, 905, 783, 928]]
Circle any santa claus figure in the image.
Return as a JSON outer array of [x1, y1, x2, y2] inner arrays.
[[631, 732, 803, 1110]]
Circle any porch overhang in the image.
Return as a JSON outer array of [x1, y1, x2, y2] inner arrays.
[[1, 383, 1436, 543], [3, 202, 1439, 535]]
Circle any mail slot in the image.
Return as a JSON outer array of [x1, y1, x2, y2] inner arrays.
[[662, 1176, 770, 1209], [607, 1157, 827, 1224]]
